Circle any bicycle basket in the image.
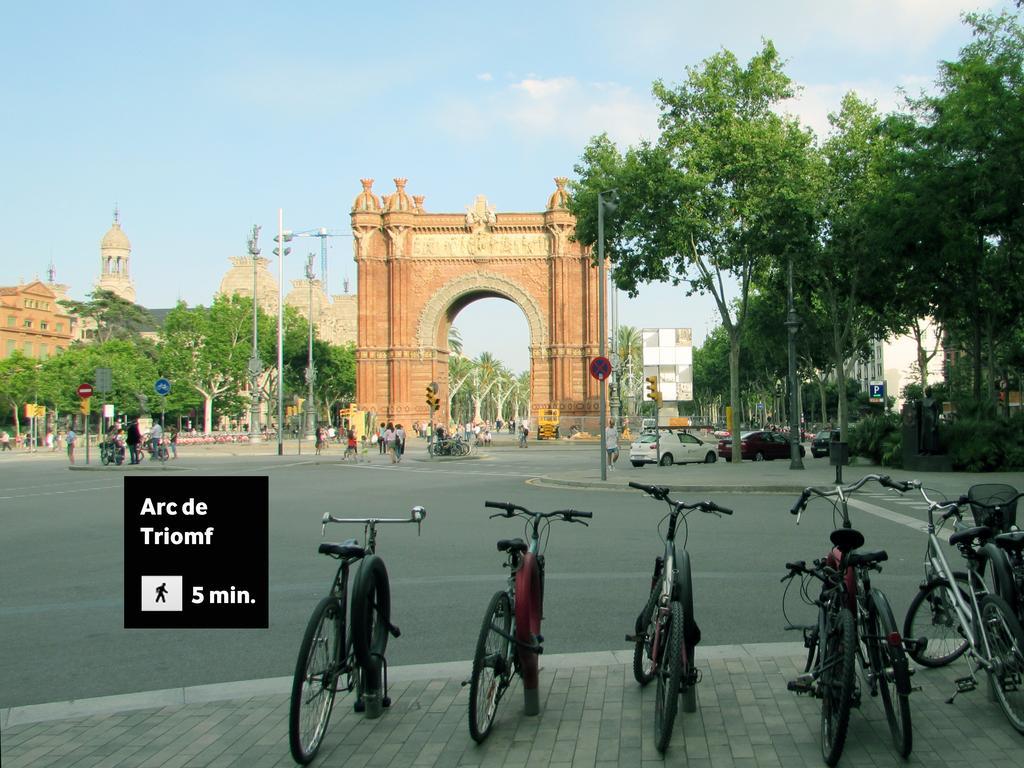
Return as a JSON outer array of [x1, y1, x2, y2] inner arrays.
[[967, 483, 1019, 532]]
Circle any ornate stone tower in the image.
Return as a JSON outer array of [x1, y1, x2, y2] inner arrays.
[[96, 207, 136, 302]]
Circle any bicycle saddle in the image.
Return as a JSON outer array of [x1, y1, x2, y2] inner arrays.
[[847, 549, 888, 568], [994, 531, 1024, 552], [830, 528, 865, 553], [497, 538, 528, 554], [949, 525, 994, 547], [318, 538, 365, 559]]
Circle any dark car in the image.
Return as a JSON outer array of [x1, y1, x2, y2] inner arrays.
[[811, 430, 841, 459], [717, 430, 806, 462]]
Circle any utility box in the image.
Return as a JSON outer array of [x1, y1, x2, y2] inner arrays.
[[829, 441, 849, 466]]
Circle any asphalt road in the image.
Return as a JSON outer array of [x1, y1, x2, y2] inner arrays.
[[0, 445, 929, 708]]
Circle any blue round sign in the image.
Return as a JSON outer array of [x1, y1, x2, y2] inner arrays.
[[155, 378, 171, 396]]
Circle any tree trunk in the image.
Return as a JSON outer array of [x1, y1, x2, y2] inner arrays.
[[204, 396, 214, 434], [729, 332, 742, 465], [818, 378, 828, 425]]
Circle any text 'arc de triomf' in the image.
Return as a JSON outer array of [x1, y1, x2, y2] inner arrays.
[[350, 177, 605, 429]]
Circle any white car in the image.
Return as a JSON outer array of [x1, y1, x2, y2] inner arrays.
[[629, 429, 718, 467]]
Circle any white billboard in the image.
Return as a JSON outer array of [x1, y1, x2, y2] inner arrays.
[[642, 328, 693, 402]]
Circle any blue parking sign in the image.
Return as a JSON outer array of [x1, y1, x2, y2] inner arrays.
[[869, 382, 885, 402]]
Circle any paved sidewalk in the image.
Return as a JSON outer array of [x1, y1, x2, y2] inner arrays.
[[535, 460, 1024, 498], [4, 644, 1022, 768]]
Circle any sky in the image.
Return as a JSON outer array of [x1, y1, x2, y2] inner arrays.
[[0, 0, 1006, 373]]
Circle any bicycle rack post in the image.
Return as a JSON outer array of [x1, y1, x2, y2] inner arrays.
[[682, 686, 697, 713], [523, 685, 540, 716]]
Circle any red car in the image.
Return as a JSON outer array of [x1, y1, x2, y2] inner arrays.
[[717, 430, 806, 462]]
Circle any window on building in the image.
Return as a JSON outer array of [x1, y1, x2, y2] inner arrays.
[[6, 316, 14, 327], [56, 322, 63, 332], [5, 340, 15, 356], [39, 344, 48, 359], [22, 341, 32, 355], [23, 319, 32, 328], [40, 321, 49, 330]]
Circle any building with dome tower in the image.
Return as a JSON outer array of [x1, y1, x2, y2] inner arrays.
[[96, 208, 136, 303]]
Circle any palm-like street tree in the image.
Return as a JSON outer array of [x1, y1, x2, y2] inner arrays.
[[616, 325, 644, 416]]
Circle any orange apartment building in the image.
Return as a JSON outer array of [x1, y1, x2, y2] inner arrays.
[[0, 280, 76, 360]]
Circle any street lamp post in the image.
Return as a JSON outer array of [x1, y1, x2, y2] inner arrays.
[[273, 210, 292, 456], [785, 257, 804, 470], [247, 225, 263, 443], [597, 190, 618, 482], [305, 254, 316, 441]]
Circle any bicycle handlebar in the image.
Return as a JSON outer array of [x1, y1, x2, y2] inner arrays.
[[321, 506, 426, 535], [628, 482, 732, 515], [789, 474, 914, 519], [484, 501, 593, 522]]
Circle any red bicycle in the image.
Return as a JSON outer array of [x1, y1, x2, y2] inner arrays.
[[466, 500, 592, 742]]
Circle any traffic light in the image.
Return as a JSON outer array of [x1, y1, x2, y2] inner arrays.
[[425, 383, 439, 411], [645, 375, 662, 405], [80, 398, 91, 415], [273, 230, 293, 258]]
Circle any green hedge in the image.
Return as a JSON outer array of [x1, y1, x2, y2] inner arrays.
[[941, 416, 1024, 472]]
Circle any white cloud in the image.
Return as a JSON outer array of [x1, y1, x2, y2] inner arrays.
[[437, 76, 660, 147], [476, 72, 493, 82], [781, 73, 934, 139]]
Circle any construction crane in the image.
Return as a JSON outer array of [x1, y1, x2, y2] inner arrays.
[[291, 228, 352, 294]]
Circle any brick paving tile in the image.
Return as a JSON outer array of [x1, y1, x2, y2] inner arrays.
[[6, 647, 1024, 767]]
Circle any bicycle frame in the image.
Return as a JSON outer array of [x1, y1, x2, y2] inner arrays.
[[919, 499, 997, 667]]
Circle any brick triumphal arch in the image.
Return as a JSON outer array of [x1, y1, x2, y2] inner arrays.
[[350, 177, 604, 430]]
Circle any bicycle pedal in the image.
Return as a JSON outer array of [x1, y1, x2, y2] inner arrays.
[[388, 622, 401, 638], [536, 634, 544, 643], [688, 668, 702, 686], [625, 633, 637, 643], [383, 696, 392, 708], [787, 674, 813, 694]]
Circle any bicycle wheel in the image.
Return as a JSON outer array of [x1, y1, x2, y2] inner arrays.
[[980, 594, 1024, 733], [978, 543, 1016, 605], [632, 586, 658, 685], [350, 555, 390, 695], [867, 589, 912, 758], [469, 591, 514, 743], [289, 596, 344, 765], [820, 606, 855, 767], [654, 601, 684, 753], [101, 446, 110, 466], [904, 575, 971, 667]]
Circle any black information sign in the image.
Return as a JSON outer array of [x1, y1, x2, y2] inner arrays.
[[124, 476, 268, 629]]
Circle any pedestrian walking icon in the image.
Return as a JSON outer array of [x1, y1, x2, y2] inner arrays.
[[141, 575, 183, 612]]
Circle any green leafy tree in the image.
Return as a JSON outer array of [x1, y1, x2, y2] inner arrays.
[[885, 11, 1024, 405], [159, 295, 255, 433], [801, 93, 908, 438], [0, 352, 36, 433], [571, 42, 816, 463], [58, 289, 154, 343]]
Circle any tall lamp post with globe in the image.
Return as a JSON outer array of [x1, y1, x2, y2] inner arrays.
[[597, 189, 618, 482], [247, 225, 263, 442]]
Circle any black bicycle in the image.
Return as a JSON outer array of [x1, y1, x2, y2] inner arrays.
[[784, 475, 916, 766], [627, 481, 732, 753], [288, 506, 425, 765], [428, 436, 470, 457]]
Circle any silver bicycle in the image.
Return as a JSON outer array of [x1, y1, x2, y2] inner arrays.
[[902, 481, 1024, 733]]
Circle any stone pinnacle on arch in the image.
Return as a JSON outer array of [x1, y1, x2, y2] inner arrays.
[[385, 177, 414, 212], [546, 177, 571, 211], [352, 179, 381, 212]]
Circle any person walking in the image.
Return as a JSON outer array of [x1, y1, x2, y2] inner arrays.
[[127, 419, 141, 464], [378, 423, 387, 455], [149, 421, 163, 460], [0, 430, 10, 451], [384, 422, 397, 463], [66, 427, 77, 465], [395, 423, 406, 463], [169, 427, 178, 459], [605, 419, 619, 470]]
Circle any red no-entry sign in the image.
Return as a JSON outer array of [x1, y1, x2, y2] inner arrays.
[[77, 383, 94, 398]]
